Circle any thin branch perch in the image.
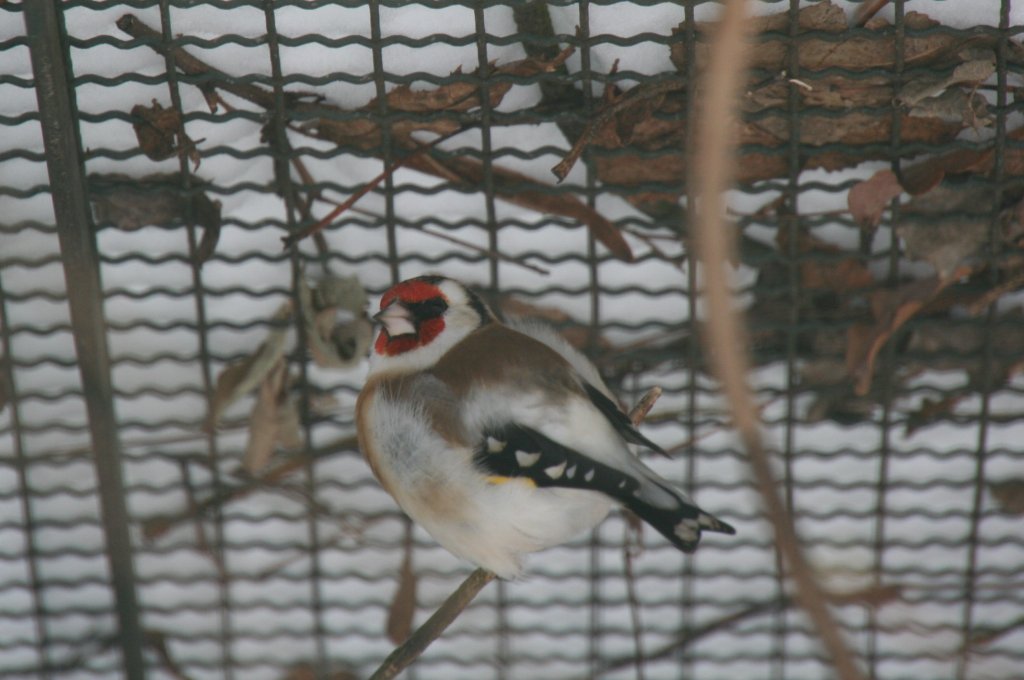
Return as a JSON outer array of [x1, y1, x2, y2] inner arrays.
[[369, 567, 497, 680]]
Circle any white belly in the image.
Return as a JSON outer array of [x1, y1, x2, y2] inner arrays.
[[397, 476, 613, 579]]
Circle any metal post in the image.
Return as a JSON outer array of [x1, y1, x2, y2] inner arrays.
[[22, 3, 148, 678]]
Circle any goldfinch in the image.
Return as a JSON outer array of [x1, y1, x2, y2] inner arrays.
[[356, 275, 734, 578]]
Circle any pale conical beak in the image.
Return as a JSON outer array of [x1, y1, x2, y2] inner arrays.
[[372, 300, 416, 337]]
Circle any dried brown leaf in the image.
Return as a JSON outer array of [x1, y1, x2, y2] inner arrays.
[[88, 172, 222, 263], [206, 302, 291, 430], [277, 399, 303, 450], [963, 260, 1024, 315], [387, 531, 418, 645], [195, 220, 221, 264], [897, 184, 1006, 279], [628, 386, 663, 427], [989, 479, 1024, 514], [907, 312, 1024, 393], [900, 148, 996, 195], [846, 277, 954, 396], [908, 89, 991, 127], [900, 126, 1024, 195], [898, 54, 996, 108], [199, 84, 221, 113], [89, 172, 221, 231], [131, 99, 202, 169], [243, 358, 289, 475], [848, 170, 903, 230], [777, 230, 874, 294], [905, 395, 965, 435]]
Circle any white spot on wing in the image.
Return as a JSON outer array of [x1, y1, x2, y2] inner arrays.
[[674, 521, 698, 543], [565, 464, 577, 479], [516, 450, 541, 468], [698, 513, 716, 528], [544, 461, 567, 479], [584, 469, 595, 482], [486, 436, 505, 454]]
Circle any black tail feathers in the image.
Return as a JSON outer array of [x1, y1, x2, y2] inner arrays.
[[621, 480, 735, 553]]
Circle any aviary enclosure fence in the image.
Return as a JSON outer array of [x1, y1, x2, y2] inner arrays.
[[2, 0, 1023, 678]]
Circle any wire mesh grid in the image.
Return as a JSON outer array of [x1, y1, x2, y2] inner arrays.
[[2, 1, 1024, 678]]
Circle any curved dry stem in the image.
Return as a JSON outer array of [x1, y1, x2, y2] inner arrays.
[[688, 2, 865, 680]]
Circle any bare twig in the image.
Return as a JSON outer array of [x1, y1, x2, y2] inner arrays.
[[281, 130, 464, 249], [962, 614, 1024, 651], [618, 386, 663, 680], [251, 526, 365, 582], [368, 567, 497, 680], [345, 205, 550, 276], [661, 395, 783, 455], [599, 598, 788, 675], [622, 521, 646, 680], [418, 226, 550, 276], [551, 79, 686, 181], [688, 3, 865, 680], [179, 459, 226, 578], [42, 628, 198, 680], [145, 629, 197, 680], [143, 436, 356, 541], [117, 15, 278, 110]]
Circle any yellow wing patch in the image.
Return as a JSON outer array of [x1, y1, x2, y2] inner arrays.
[[486, 475, 537, 488]]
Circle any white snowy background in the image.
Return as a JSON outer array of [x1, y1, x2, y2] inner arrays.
[[2, 1, 1023, 679]]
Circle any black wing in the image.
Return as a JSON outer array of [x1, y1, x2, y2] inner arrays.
[[474, 423, 734, 552], [583, 383, 668, 456]]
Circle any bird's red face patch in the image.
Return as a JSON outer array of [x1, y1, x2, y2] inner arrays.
[[379, 279, 443, 310], [374, 278, 447, 356]]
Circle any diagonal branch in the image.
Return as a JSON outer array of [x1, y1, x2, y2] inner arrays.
[[368, 567, 496, 680]]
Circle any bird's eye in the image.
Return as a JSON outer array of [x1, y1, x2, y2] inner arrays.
[[411, 297, 448, 319]]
